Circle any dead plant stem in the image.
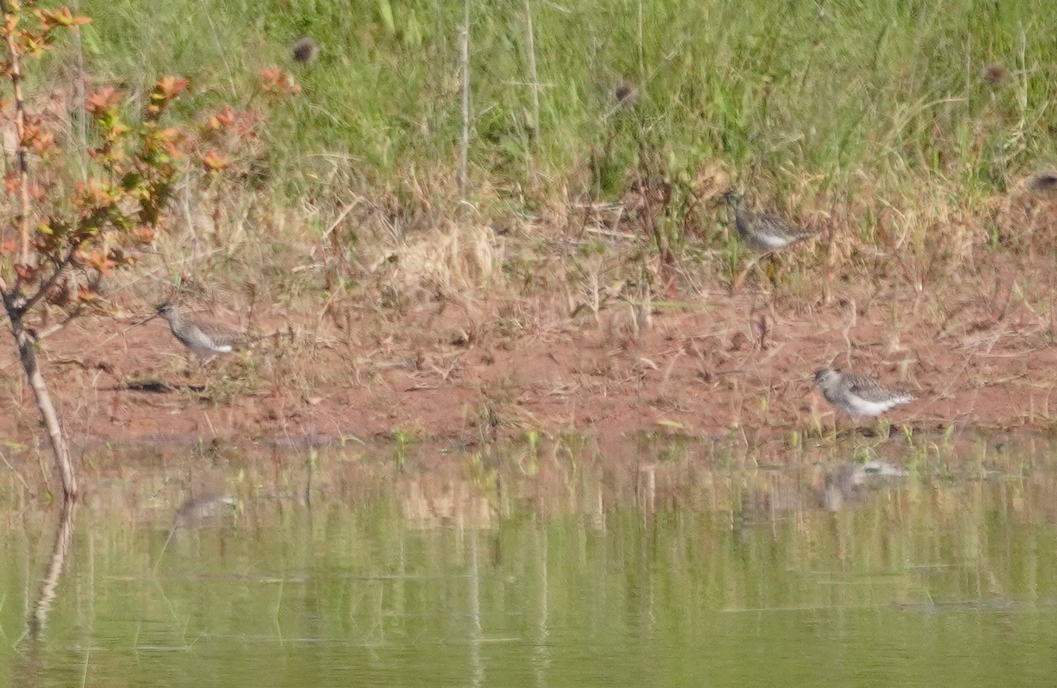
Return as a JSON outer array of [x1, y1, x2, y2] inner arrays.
[[524, 0, 540, 136], [459, 0, 471, 201]]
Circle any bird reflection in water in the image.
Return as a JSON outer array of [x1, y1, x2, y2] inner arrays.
[[171, 492, 236, 531], [737, 460, 907, 528]]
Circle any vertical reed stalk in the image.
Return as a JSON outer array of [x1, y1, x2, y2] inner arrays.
[[636, 0, 645, 82], [524, 0, 540, 136], [459, 0, 471, 201]]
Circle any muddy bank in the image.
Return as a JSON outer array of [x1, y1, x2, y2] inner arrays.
[[3, 284, 1056, 456]]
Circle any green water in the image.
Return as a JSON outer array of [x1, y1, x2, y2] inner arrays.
[[2, 446, 1057, 687]]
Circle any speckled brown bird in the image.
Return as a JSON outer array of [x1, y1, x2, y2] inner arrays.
[[156, 302, 251, 360], [813, 367, 915, 418], [723, 190, 818, 252]]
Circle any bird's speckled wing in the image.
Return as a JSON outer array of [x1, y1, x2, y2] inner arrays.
[[737, 207, 816, 250], [194, 321, 252, 348], [760, 213, 816, 240], [845, 374, 914, 403]]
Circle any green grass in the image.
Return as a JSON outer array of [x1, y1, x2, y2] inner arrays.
[[56, 0, 1054, 204]]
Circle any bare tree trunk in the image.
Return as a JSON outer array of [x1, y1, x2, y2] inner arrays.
[[6, 312, 78, 501], [2, 2, 78, 503]]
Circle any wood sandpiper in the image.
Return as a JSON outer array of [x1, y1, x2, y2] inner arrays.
[[723, 190, 818, 252], [813, 367, 915, 418], [156, 302, 251, 360]]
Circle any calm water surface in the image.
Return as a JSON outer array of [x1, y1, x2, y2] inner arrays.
[[2, 439, 1057, 687]]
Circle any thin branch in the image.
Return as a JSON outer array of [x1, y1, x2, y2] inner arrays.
[[71, 7, 88, 182], [19, 248, 80, 316], [33, 302, 86, 341], [1, 2, 32, 265]]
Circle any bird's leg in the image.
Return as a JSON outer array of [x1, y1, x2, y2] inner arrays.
[[181, 354, 215, 390], [871, 417, 893, 440], [763, 253, 784, 288], [733, 255, 764, 294]]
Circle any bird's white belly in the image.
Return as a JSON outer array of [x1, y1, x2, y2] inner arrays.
[[756, 234, 794, 250], [845, 395, 902, 417], [187, 341, 232, 356]]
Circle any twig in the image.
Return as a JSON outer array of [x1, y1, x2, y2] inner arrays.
[[32, 303, 87, 341], [0, 445, 35, 497], [319, 198, 363, 242], [19, 249, 80, 315]]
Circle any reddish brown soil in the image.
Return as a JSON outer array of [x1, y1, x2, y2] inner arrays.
[[4, 280, 1057, 454]]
